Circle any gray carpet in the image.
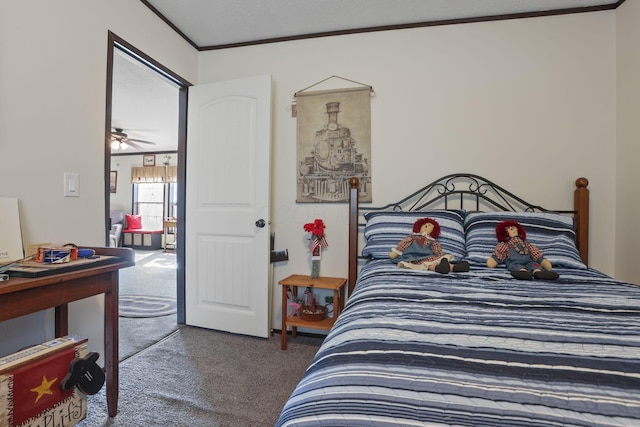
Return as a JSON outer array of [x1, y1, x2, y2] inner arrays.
[[119, 315, 179, 361], [118, 250, 180, 360], [78, 326, 323, 426], [77, 250, 323, 426], [119, 250, 177, 299]]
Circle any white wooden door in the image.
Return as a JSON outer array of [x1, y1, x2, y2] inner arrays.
[[185, 75, 271, 337]]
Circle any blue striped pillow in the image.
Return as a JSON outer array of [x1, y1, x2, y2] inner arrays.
[[362, 210, 466, 260], [464, 212, 587, 269]]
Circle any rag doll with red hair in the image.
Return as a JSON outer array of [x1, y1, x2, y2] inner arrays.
[[389, 217, 469, 274], [487, 220, 559, 280]]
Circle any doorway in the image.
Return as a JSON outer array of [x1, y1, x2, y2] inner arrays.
[[104, 32, 191, 338]]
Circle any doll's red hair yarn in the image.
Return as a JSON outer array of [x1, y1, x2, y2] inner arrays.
[[412, 217, 441, 238], [495, 220, 526, 242]]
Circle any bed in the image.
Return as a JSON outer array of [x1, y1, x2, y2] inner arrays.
[[276, 173, 640, 427]]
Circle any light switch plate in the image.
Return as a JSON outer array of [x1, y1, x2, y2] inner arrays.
[[64, 172, 80, 197]]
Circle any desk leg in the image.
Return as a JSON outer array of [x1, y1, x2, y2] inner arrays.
[[54, 304, 69, 337], [104, 272, 119, 417]]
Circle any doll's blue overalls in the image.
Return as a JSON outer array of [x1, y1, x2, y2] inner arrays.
[[503, 247, 541, 272]]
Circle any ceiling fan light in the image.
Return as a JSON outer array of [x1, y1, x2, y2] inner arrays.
[[120, 142, 130, 150], [111, 140, 120, 150]]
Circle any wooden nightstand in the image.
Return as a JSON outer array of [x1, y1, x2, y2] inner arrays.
[[278, 274, 347, 350]]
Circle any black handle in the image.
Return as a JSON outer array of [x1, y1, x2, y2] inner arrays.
[[61, 351, 105, 395], [255, 219, 266, 228]]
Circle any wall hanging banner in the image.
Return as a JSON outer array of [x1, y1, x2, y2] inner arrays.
[[296, 87, 372, 203]]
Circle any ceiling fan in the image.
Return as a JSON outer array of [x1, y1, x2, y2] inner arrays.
[[111, 128, 156, 151]]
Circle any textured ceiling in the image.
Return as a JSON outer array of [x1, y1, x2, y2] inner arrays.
[[111, 50, 180, 154], [142, 0, 620, 49]]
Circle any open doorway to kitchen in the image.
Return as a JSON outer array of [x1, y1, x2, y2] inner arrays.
[[104, 32, 190, 360]]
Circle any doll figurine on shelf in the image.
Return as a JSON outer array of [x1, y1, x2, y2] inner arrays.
[[487, 220, 559, 280], [389, 217, 469, 274]]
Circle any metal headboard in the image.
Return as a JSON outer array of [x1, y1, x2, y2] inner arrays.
[[359, 173, 575, 215], [347, 173, 590, 295]]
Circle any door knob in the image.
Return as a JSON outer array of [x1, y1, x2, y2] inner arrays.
[[255, 219, 266, 228]]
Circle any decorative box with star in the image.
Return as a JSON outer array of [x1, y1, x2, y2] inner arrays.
[[0, 336, 88, 427]]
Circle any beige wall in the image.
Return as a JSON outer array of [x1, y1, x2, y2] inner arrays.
[[0, 3, 631, 353], [616, 1, 640, 284], [0, 0, 197, 356], [198, 11, 618, 326]]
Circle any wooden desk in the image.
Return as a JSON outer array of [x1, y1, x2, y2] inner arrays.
[[0, 247, 134, 417]]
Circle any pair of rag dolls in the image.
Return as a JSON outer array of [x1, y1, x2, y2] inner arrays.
[[389, 217, 559, 280]]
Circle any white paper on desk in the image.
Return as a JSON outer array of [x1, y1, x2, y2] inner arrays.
[[0, 198, 24, 264]]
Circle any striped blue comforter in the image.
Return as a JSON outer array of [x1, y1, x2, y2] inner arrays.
[[276, 260, 640, 426]]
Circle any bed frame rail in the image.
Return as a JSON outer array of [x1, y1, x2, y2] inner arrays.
[[348, 174, 589, 295]]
